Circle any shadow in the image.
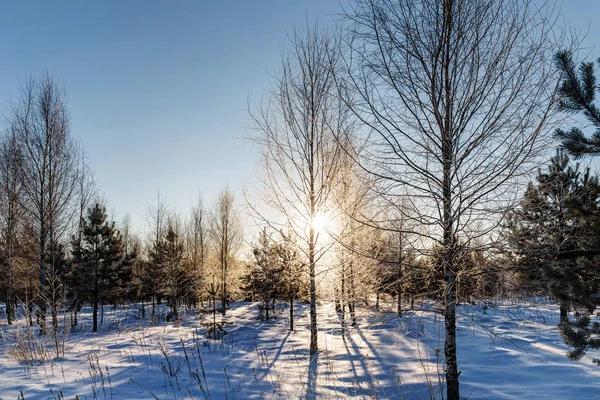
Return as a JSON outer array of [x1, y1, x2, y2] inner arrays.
[[335, 311, 364, 390], [340, 332, 365, 392], [271, 330, 291, 366], [354, 324, 386, 369], [305, 353, 319, 400], [255, 327, 291, 383], [343, 328, 378, 397]]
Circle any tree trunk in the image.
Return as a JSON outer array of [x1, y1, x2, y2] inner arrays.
[[9, 295, 15, 323], [560, 302, 569, 323], [265, 299, 270, 321], [6, 253, 14, 325], [340, 263, 346, 327], [309, 224, 317, 355], [172, 299, 179, 322], [349, 260, 356, 327], [442, 2, 459, 397], [152, 295, 156, 319], [221, 236, 228, 316], [92, 298, 98, 332], [397, 241, 403, 318], [444, 267, 459, 400], [289, 296, 294, 331], [5, 288, 12, 325], [212, 293, 217, 340], [52, 306, 58, 335], [39, 232, 47, 336], [93, 257, 99, 332]]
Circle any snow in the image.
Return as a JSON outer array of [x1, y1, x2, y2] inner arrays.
[[0, 300, 599, 399]]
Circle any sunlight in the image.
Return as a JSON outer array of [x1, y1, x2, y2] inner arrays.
[[311, 211, 329, 233]]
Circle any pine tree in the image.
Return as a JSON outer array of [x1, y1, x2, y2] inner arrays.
[[507, 151, 600, 318], [507, 151, 600, 363], [554, 51, 600, 157], [145, 240, 167, 319], [472, 251, 499, 299], [274, 231, 308, 330], [157, 224, 186, 322], [244, 229, 281, 322], [71, 203, 124, 332], [560, 312, 600, 366]]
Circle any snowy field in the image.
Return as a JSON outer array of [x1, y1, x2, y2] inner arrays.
[[0, 300, 599, 399]]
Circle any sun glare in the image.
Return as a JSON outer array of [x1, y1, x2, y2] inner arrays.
[[312, 211, 329, 233]]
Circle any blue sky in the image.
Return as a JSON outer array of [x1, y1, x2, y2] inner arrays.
[[0, 0, 344, 233], [0, 0, 598, 234]]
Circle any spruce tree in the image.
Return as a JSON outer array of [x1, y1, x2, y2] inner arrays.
[[71, 203, 124, 332]]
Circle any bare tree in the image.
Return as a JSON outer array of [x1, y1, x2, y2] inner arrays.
[[12, 73, 80, 335], [70, 149, 95, 326], [250, 24, 349, 356], [187, 194, 209, 307], [145, 190, 168, 318], [331, 153, 373, 327], [342, 1, 563, 398], [0, 126, 26, 325], [74, 150, 96, 248], [210, 188, 242, 316]]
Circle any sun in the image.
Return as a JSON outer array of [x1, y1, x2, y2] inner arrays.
[[311, 211, 329, 233]]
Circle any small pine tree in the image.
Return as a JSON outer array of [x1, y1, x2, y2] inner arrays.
[[274, 230, 308, 330], [244, 229, 281, 322], [146, 235, 167, 318], [158, 224, 187, 322], [71, 203, 125, 332]]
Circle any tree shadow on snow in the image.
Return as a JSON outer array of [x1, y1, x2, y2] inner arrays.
[[272, 329, 291, 366], [305, 353, 319, 400]]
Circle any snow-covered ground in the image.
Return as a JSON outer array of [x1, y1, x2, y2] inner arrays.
[[0, 299, 598, 399]]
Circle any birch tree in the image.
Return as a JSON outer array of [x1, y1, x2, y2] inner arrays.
[[210, 188, 242, 316], [145, 191, 168, 318], [187, 195, 209, 306], [0, 127, 26, 325], [342, 1, 563, 397], [12, 73, 80, 335], [250, 25, 349, 356]]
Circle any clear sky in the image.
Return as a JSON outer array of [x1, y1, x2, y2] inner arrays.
[[0, 0, 598, 235], [0, 0, 345, 234]]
